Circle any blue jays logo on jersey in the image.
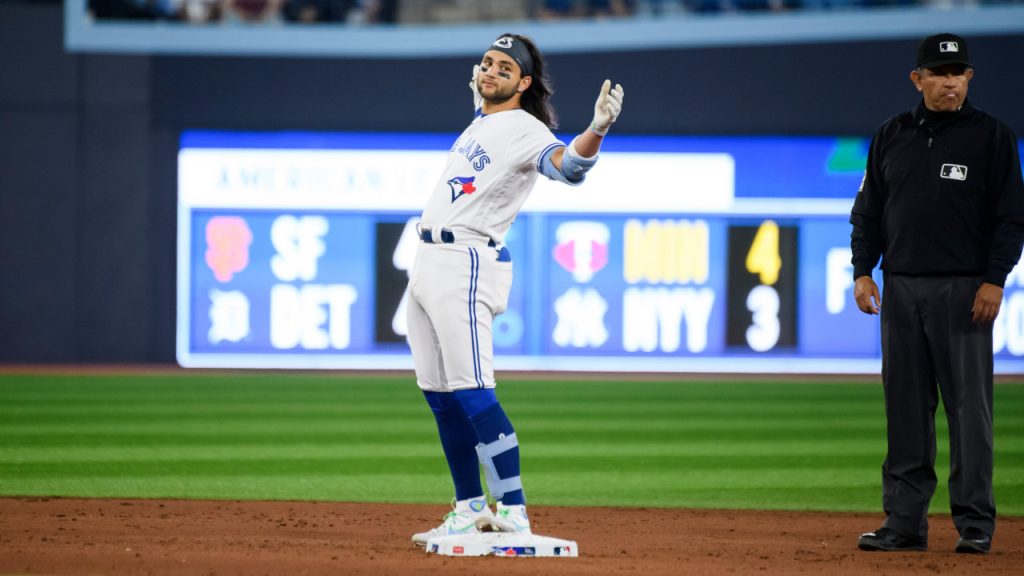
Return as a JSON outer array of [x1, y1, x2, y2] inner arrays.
[[448, 176, 478, 203]]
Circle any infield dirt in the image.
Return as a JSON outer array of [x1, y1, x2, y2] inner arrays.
[[1, 497, 1021, 575]]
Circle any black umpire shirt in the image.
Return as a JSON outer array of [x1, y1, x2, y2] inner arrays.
[[851, 100, 1024, 287]]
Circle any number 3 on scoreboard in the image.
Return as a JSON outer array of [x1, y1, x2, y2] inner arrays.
[[746, 284, 780, 352]]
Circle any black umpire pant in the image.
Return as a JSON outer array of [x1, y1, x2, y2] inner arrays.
[[880, 273, 995, 542]]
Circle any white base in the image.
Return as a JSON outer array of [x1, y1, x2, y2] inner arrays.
[[425, 532, 579, 557]]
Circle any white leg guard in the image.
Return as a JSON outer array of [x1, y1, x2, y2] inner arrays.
[[475, 433, 523, 500]]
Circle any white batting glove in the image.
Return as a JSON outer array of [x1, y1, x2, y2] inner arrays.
[[470, 64, 483, 112], [590, 79, 624, 136]]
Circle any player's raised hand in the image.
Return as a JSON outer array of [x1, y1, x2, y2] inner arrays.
[[591, 80, 624, 136], [470, 64, 483, 111]]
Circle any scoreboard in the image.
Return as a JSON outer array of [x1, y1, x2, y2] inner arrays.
[[177, 131, 1024, 373]]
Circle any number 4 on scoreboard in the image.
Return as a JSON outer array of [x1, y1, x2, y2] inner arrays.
[[745, 220, 781, 286]]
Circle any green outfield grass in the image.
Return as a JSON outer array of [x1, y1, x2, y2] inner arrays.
[[1, 373, 1022, 515]]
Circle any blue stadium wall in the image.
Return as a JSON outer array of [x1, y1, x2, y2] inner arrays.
[[1, 3, 1023, 363]]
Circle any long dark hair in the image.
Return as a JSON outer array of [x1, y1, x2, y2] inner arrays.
[[504, 33, 557, 129]]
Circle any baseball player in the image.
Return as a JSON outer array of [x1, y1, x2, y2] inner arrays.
[[408, 33, 624, 546]]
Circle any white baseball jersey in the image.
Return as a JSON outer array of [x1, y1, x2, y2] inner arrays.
[[419, 109, 564, 245], [408, 108, 563, 392]]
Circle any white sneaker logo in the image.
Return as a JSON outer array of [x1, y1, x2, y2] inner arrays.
[[941, 164, 968, 181], [469, 499, 487, 513]]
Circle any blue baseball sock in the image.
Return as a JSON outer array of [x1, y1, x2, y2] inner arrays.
[[454, 389, 526, 506], [422, 391, 483, 502]]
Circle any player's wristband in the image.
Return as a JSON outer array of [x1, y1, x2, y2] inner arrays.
[[560, 137, 598, 181]]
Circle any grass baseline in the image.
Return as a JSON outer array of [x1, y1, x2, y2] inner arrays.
[[0, 373, 1021, 515]]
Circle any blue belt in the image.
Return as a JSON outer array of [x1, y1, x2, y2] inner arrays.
[[419, 228, 456, 244], [420, 228, 509, 261], [420, 228, 497, 248]]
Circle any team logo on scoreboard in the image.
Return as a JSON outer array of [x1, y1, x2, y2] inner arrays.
[[940, 164, 967, 181], [206, 216, 253, 283], [448, 176, 478, 203], [208, 288, 251, 344], [552, 221, 609, 283]]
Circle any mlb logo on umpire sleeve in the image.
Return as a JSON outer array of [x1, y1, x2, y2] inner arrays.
[[939, 41, 959, 53], [941, 164, 968, 181]]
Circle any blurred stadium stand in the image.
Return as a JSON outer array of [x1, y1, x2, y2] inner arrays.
[[80, 0, 1024, 24], [64, 0, 1024, 57]]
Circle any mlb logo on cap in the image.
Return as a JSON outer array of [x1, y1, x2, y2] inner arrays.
[[916, 33, 971, 69]]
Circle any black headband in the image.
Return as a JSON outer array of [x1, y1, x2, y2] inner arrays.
[[489, 36, 534, 77]]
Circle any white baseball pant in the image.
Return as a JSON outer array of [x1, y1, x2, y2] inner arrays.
[[407, 241, 512, 392]]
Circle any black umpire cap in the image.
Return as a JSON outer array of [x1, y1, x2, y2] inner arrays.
[[916, 33, 971, 69]]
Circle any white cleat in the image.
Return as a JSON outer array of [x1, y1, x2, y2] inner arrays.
[[412, 498, 495, 547], [487, 503, 532, 535]]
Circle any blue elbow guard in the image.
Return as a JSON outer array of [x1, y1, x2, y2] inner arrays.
[[538, 137, 598, 185]]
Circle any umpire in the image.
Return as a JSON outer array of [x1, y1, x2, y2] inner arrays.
[[851, 33, 1024, 554]]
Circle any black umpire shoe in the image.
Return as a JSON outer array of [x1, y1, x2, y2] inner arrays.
[[955, 528, 992, 554], [858, 527, 927, 551]]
